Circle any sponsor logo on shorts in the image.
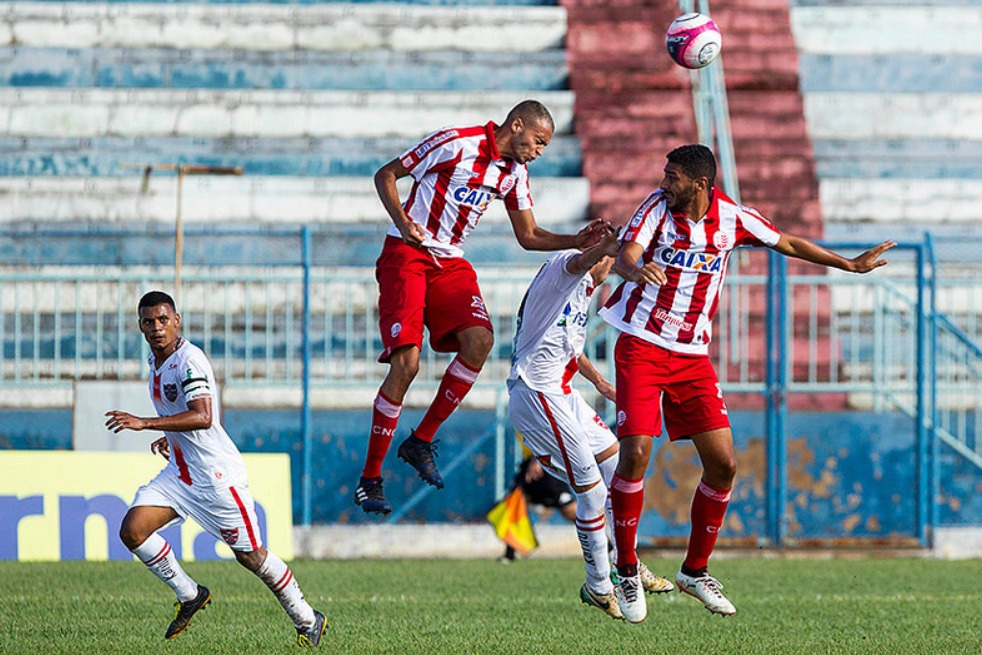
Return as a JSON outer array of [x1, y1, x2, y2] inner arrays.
[[163, 383, 178, 402], [220, 528, 239, 545], [391, 323, 402, 338], [617, 410, 627, 426], [470, 296, 489, 322]]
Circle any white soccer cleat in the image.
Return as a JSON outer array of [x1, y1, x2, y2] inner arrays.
[[675, 570, 736, 616], [638, 562, 675, 594], [579, 583, 624, 621], [615, 574, 647, 624]]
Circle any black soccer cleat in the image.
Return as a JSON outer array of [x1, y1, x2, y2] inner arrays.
[[164, 584, 211, 640], [354, 476, 392, 515], [296, 610, 328, 647], [397, 433, 444, 489]]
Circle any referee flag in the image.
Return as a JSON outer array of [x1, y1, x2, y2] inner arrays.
[[486, 487, 538, 556]]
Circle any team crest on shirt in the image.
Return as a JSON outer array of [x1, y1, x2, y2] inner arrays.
[[220, 528, 239, 545], [163, 383, 178, 402], [713, 232, 731, 250], [498, 175, 517, 195]]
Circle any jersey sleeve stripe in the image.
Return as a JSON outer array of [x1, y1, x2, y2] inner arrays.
[[180, 376, 208, 388]]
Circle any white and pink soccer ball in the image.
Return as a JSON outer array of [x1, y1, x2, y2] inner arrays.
[[666, 12, 722, 70]]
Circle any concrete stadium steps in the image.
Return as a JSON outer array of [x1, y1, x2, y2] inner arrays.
[[1, 3, 566, 52], [0, 88, 576, 138], [812, 140, 982, 180], [0, 134, 583, 177], [1, 47, 568, 91], [791, 5, 982, 55], [0, 175, 590, 224], [790, 1, 982, 228], [799, 55, 982, 94], [819, 179, 982, 223]]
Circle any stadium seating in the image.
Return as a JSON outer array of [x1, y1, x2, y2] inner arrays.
[[789, 0, 982, 234], [0, 0, 588, 258]]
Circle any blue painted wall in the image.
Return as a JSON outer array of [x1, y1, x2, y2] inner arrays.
[[3, 407, 979, 539]]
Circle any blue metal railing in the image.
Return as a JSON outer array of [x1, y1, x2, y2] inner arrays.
[[2, 230, 979, 542]]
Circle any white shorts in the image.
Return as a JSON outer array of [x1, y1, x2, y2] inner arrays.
[[132, 466, 263, 552], [508, 378, 617, 488]]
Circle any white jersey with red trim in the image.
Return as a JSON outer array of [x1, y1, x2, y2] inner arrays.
[[147, 338, 249, 489], [390, 121, 534, 259], [509, 250, 595, 394], [599, 188, 780, 355]]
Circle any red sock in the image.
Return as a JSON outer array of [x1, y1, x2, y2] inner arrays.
[[684, 479, 732, 572], [610, 474, 645, 575], [414, 357, 480, 443], [361, 391, 402, 479]]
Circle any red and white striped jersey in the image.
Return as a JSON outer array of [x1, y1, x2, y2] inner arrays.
[[599, 188, 780, 355], [389, 121, 534, 258], [147, 338, 248, 489]]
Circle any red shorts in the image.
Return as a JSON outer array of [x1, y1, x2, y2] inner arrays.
[[614, 332, 730, 440], [376, 236, 493, 363]]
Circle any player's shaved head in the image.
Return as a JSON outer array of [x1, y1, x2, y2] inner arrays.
[[505, 100, 555, 132], [139, 290, 177, 314], [667, 144, 717, 186]]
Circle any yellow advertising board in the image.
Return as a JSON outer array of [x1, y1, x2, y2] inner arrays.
[[0, 451, 293, 562]]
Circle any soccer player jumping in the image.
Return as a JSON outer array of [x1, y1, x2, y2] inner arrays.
[[599, 145, 895, 623], [354, 100, 608, 514], [107, 291, 327, 647]]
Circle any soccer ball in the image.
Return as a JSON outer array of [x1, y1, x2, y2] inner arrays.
[[666, 12, 722, 70]]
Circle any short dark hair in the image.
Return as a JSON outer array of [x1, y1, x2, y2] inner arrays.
[[666, 144, 717, 186], [138, 290, 177, 314], [505, 100, 555, 132]]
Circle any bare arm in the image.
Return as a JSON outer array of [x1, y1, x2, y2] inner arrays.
[[565, 226, 620, 275], [613, 240, 667, 286], [508, 210, 608, 252], [105, 397, 213, 434], [773, 234, 896, 273], [374, 158, 426, 246], [577, 353, 616, 402]]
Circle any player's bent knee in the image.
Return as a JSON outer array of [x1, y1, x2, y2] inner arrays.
[[234, 546, 267, 572]]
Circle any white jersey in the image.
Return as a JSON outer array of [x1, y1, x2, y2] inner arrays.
[[599, 188, 780, 355], [147, 338, 248, 489], [509, 250, 595, 394], [390, 121, 534, 259]]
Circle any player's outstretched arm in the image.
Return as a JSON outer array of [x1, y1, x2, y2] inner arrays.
[[375, 159, 426, 246], [613, 241, 667, 286], [773, 234, 896, 273], [104, 398, 213, 434], [507, 210, 608, 251]]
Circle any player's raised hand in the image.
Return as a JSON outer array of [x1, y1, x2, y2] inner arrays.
[[105, 410, 148, 433], [151, 436, 171, 461], [397, 219, 427, 247], [632, 261, 667, 286], [574, 218, 609, 249], [849, 240, 896, 274]]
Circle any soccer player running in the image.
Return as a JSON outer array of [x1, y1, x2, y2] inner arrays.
[[507, 227, 674, 621], [106, 291, 327, 647], [355, 99, 608, 514], [599, 145, 895, 623]]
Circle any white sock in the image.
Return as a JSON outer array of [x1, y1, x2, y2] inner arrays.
[[256, 551, 316, 628], [131, 533, 199, 602], [598, 455, 619, 564], [576, 482, 613, 594]]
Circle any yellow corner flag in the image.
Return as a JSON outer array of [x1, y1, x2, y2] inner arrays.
[[486, 486, 538, 556]]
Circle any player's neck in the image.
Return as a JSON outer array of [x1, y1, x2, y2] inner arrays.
[[682, 195, 711, 224], [152, 336, 183, 368]]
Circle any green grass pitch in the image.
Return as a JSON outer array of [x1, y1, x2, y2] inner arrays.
[[2, 556, 981, 654]]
